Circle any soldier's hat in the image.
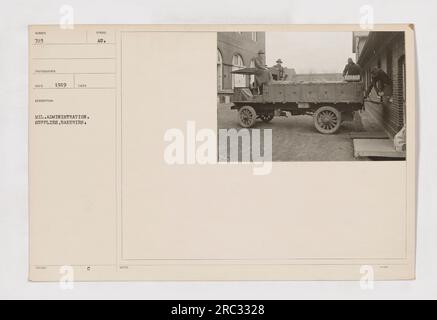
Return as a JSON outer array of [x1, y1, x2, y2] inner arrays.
[[258, 49, 265, 54], [276, 59, 283, 63]]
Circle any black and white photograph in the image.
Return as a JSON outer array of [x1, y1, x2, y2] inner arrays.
[[2, 0, 437, 302], [217, 31, 407, 161]]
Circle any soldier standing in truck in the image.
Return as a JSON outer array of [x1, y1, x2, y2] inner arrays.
[[254, 50, 272, 95], [343, 58, 362, 78]]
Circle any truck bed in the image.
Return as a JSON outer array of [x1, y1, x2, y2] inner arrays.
[[262, 81, 364, 104]]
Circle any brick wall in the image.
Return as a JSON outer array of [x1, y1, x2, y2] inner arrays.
[[362, 33, 406, 137], [217, 32, 266, 95]]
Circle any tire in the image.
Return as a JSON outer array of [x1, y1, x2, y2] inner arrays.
[[260, 113, 274, 123], [314, 106, 342, 134], [238, 106, 257, 128]]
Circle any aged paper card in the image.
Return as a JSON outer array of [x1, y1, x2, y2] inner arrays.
[[29, 25, 416, 281]]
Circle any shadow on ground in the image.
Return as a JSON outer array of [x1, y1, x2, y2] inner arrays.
[[217, 104, 381, 161]]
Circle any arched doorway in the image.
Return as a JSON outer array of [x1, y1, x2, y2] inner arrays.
[[231, 54, 245, 88], [217, 49, 223, 91]]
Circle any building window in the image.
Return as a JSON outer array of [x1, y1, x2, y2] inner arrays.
[[386, 49, 393, 80], [251, 32, 257, 42], [217, 49, 223, 91], [232, 54, 246, 88], [398, 55, 406, 124], [366, 68, 371, 91], [249, 59, 256, 87]]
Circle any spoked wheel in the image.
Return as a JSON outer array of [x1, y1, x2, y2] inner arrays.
[[259, 113, 274, 123], [238, 106, 257, 128], [314, 106, 342, 134]]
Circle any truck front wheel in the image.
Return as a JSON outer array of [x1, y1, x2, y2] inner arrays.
[[238, 106, 257, 128], [314, 106, 342, 134]]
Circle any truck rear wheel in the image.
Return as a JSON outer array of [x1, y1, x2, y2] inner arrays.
[[238, 106, 257, 128], [314, 106, 342, 134]]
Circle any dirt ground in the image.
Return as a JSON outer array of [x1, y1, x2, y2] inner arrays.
[[217, 103, 382, 161]]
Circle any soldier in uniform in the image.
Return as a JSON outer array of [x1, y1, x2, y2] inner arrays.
[[343, 58, 362, 77], [272, 58, 285, 80], [254, 50, 272, 95], [365, 66, 393, 102]]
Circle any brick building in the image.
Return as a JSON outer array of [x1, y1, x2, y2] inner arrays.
[[217, 32, 266, 103], [354, 31, 406, 137]]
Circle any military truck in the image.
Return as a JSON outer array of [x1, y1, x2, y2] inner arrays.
[[230, 68, 364, 134]]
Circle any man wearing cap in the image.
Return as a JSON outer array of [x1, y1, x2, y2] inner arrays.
[[253, 49, 272, 94], [272, 58, 285, 80]]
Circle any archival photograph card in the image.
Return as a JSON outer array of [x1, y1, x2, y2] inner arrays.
[[29, 24, 416, 281]]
